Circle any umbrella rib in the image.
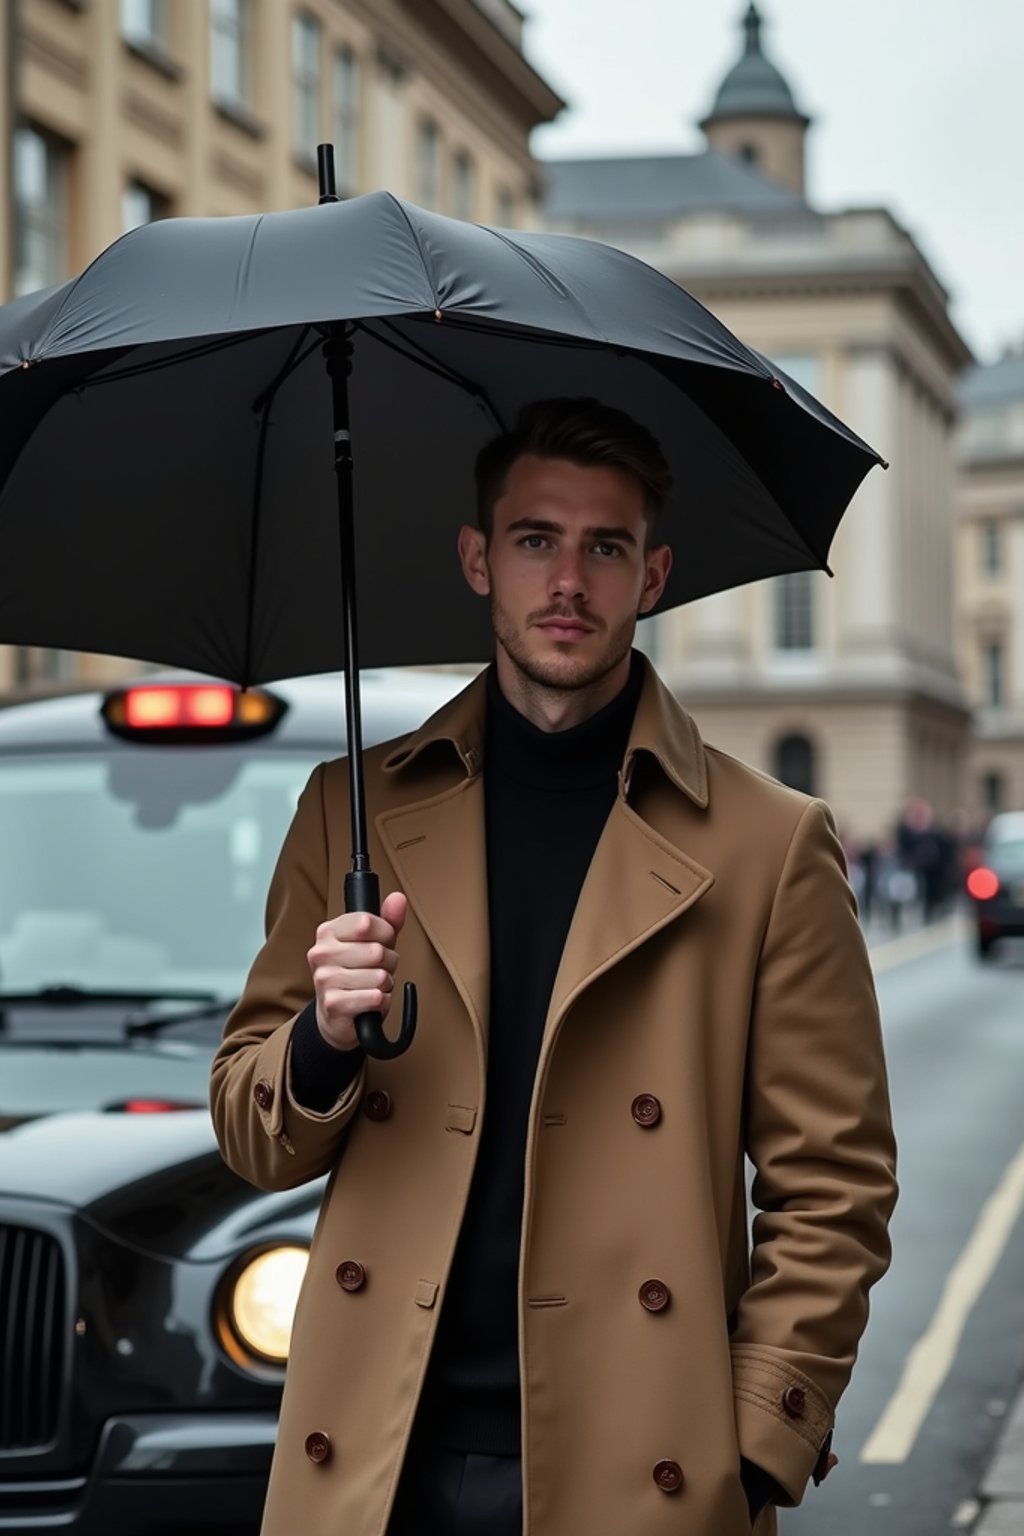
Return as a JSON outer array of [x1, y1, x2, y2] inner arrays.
[[241, 328, 316, 687], [250, 329, 320, 414], [403, 312, 610, 353], [388, 195, 440, 309], [360, 320, 506, 431], [483, 226, 610, 343], [71, 330, 268, 389]]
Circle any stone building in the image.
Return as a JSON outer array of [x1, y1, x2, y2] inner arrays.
[[542, 2, 973, 841], [0, 0, 563, 698], [956, 352, 1024, 817]]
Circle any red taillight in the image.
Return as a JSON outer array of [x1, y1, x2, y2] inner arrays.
[[967, 867, 1000, 901], [119, 1099, 200, 1113], [102, 683, 285, 742], [124, 685, 235, 730]]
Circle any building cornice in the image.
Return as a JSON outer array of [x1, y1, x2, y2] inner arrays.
[[679, 262, 971, 376], [672, 680, 973, 726], [398, 0, 565, 128]]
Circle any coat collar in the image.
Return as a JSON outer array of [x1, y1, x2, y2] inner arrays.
[[381, 652, 709, 811]]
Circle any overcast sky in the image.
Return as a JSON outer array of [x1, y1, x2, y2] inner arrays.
[[522, 0, 1022, 366]]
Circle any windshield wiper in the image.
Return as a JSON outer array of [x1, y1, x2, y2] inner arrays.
[[0, 985, 219, 1007], [124, 998, 237, 1037]]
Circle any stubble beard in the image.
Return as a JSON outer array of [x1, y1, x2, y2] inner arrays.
[[489, 592, 637, 697]]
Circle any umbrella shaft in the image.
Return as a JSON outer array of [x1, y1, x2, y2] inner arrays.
[[325, 324, 370, 872]]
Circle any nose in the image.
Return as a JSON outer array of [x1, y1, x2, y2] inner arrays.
[[549, 547, 587, 604]]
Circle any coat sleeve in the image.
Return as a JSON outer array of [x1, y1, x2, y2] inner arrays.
[[209, 761, 367, 1190], [731, 797, 898, 1505]]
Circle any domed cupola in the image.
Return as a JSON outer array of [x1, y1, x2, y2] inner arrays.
[[699, 3, 811, 195]]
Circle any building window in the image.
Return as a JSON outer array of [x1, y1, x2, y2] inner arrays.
[[981, 519, 1002, 576], [775, 734, 816, 796], [982, 772, 1004, 813], [738, 143, 759, 166], [332, 45, 361, 194], [292, 13, 322, 160], [452, 150, 475, 221], [121, 0, 167, 47], [983, 641, 1004, 709], [773, 570, 815, 651], [122, 179, 170, 232], [416, 118, 440, 209], [495, 184, 517, 227], [211, 0, 251, 107], [13, 126, 69, 297]]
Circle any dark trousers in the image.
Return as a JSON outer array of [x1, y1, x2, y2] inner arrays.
[[387, 1431, 522, 1536]]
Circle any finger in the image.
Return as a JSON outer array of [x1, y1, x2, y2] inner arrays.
[[380, 891, 408, 935], [321, 987, 392, 1019], [319, 967, 394, 994], [317, 911, 398, 946], [309, 941, 398, 974]]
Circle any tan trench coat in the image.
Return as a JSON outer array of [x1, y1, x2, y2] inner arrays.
[[210, 658, 898, 1536]]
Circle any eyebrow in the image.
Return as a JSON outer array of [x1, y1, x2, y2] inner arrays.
[[505, 517, 638, 547]]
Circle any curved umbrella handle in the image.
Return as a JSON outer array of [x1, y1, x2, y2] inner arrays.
[[355, 982, 417, 1060], [345, 870, 417, 1060]]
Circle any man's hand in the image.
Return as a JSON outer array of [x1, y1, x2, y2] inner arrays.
[[306, 891, 408, 1051]]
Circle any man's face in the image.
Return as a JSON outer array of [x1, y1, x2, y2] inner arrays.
[[458, 453, 672, 692]]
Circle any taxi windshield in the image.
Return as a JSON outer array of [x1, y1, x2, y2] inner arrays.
[[0, 748, 320, 1002]]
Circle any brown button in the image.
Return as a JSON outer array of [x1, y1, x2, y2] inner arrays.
[[336, 1260, 366, 1292], [364, 1090, 392, 1121], [782, 1385, 806, 1418], [652, 1459, 683, 1493], [639, 1279, 671, 1313], [631, 1094, 662, 1127], [304, 1431, 331, 1464], [813, 1430, 837, 1486], [253, 1079, 274, 1111]]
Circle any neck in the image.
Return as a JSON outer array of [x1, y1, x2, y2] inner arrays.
[[494, 647, 634, 732]]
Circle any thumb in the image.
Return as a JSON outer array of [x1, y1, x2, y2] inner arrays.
[[381, 890, 409, 935]]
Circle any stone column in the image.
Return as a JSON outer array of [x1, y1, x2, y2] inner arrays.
[[1012, 515, 1024, 713], [257, 0, 291, 212], [178, 0, 208, 217], [0, 3, 11, 300], [838, 347, 900, 657], [683, 587, 748, 686], [80, 0, 121, 262]]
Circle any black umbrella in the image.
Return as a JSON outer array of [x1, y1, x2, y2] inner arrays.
[[0, 146, 885, 1060]]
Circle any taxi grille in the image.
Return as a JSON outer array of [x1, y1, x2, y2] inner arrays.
[[0, 1224, 66, 1448]]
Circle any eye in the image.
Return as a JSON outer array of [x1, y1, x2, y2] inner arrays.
[[593, 542, 623, 558], [519, 534, 549, 550]]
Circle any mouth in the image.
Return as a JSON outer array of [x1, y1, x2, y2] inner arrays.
[[535, 618, 594, 641]]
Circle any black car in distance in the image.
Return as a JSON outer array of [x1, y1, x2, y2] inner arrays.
[[0, 667, 464, 1535], [967, 811, 1024, 959]]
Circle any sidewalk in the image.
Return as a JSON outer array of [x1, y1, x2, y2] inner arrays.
[[973, 1381, 1024, 1533], [864, 909, 965, 974]]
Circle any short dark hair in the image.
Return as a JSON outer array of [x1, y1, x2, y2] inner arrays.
[[474, 397, 672, 541]]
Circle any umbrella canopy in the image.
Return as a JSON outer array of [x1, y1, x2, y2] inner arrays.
[[0, 189, 883, 686]]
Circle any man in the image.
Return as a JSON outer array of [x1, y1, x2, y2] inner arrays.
[[210, 398, 898, 1536]]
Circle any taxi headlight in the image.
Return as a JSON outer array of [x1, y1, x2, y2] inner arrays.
[[226, 1245, 309, 1364]]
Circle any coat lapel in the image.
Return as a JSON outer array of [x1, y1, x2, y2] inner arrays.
[[545, 796, 713, 1041], [544, 660, 715, 1042], [377, 779, 490, 1051]]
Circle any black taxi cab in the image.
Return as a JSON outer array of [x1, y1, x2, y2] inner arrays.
[[0, 668, 464, 1534]]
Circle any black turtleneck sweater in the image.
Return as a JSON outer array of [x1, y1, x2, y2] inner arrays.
[[416, 653, 645, 1455]]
